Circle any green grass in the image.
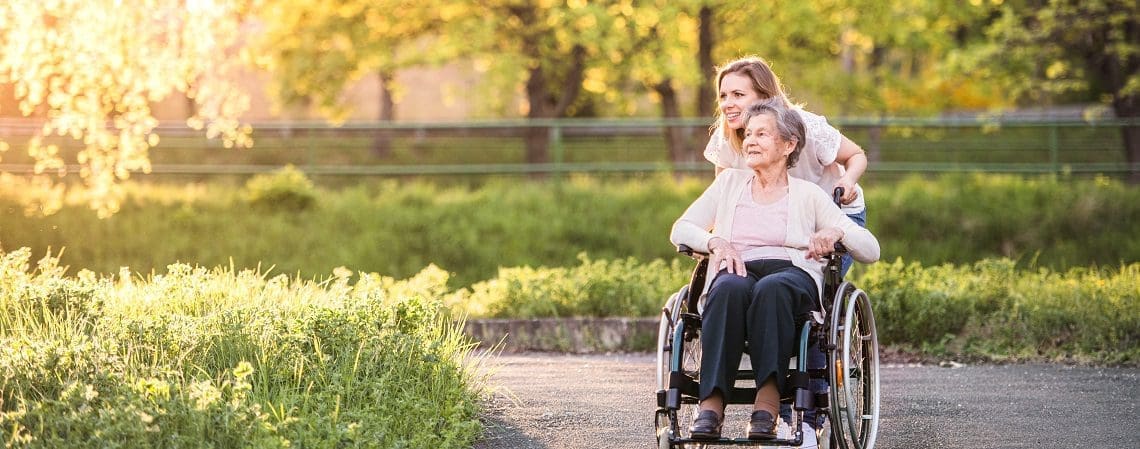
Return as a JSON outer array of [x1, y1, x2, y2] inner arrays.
[[0, 248, 486, 448]]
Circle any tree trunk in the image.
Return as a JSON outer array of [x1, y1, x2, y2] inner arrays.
[[378, 70, 395, 121], [521, 45, 586, 167], [696, 5, 715, 118], [372, 70, 395, 159], [1123, 125, 1140, 184], [1114, 97, 1140, 184], [866, 126, 882, 164], [655, 79, 689, 166], [524, 64, 550, 165]]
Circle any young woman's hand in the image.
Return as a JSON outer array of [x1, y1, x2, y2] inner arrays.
[[833, 176, 858, 204], [833, 136, 867, 205]]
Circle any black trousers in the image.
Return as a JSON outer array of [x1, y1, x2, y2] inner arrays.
[[698, 259, 819, 402]]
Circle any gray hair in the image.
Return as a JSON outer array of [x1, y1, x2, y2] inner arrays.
[[740, 97, 805, 168]]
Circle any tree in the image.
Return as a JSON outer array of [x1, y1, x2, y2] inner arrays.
[[590, 0, 705, 164], [438, 1, 657, 164], [254, 0, 451, 157], [707, 0, 995, 116], [0, 0, 256, 216], [957, 0, 1140, 182]]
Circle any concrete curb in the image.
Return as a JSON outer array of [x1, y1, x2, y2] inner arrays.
[[464, 317, 659, 353]]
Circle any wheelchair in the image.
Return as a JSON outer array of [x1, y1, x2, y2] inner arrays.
[[653, 240, 880, 449]]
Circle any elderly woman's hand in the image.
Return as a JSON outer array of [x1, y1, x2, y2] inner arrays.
[[709, 237, 746, 276], [806, 227, 845, 260]]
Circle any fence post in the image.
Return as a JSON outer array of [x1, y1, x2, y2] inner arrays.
[[550, 122, 564, 183], [305, 125, 315, 172], [1048, 123, 1059, 177]]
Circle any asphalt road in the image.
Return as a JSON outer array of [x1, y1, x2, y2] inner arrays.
[[472, 353, 1139, 449]]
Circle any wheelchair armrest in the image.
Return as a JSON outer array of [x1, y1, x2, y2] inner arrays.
[[676, 244, 709, 259]]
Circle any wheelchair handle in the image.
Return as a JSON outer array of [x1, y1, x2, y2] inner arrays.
[[832, 187, 848, 254]]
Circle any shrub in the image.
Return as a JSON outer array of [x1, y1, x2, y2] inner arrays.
[[449, 253, 690, 318], [242, 165, 317, 212], [854, 259, 1140, 363]]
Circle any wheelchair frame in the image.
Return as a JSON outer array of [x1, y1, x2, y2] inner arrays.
[[654, 245, 880, 449]]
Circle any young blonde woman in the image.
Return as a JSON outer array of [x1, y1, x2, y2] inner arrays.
[[705, 56, 868, 276]]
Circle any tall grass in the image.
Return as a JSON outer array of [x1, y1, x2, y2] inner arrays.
[[0, 248, 485, 448]]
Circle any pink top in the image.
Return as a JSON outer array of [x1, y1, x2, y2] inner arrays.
[[730, 180, 790, 261]]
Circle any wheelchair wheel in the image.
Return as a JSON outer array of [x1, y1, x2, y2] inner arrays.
[[826, 284, 880, 449], [655, 290, 681, 447], [654, 287, 704, 449], [656, 288, 685, 392]]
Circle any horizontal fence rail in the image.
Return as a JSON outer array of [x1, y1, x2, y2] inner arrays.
[[1, 117, 1137, 179]]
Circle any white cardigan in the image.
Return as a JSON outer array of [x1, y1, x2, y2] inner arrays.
[[670, 169, 880, 299]]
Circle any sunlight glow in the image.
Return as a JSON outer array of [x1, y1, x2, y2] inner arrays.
[[0, 0, 253, 217]]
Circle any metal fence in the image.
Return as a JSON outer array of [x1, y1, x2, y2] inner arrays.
[[0, 117, 1136, 179]]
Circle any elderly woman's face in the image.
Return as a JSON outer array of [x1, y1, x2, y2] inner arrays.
[[742, 113, 795, 170], [718, 72, 763, 130]]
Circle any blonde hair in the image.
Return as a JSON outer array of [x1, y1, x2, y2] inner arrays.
[[712, 56, 794, 155]]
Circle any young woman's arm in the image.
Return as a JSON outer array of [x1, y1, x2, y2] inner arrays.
[[833, 135, 867, 204]]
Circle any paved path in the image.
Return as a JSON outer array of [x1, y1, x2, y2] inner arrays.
[[472, 352, 1139, 449]]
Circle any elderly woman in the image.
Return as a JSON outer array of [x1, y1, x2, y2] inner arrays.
[[670, 98, 880, 440], [707, 56, 869, 277]]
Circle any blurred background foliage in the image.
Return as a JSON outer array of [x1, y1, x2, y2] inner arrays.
[[2, 171, 1136, 287], [1, 0, 1138, 214]]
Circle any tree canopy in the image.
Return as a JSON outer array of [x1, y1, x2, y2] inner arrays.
[[253, 0, 449, 122], [0, 0, 255, 216], [953, 0, 1139, 180], [3, 0, 1137, 215]]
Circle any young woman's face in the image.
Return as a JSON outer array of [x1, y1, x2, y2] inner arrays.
[[742, 113, 794, 170], [719, 72, 763, 130]]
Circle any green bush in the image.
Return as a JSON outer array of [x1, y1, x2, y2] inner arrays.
[[242, 165, 317, 212], [448, 253, 690, 318], [446, 252, 1138, 364], [1, 173, 1137, 288], [868, 173, 1140, 268], [855, 259, 1139, 364], [0, 248, 484, 448]]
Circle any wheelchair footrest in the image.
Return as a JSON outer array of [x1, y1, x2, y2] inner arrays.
[[671, 435, 806, 446]]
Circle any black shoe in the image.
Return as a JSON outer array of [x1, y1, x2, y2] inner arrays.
[[689, 410, 722, 440], [746, 410, 777, 440]]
